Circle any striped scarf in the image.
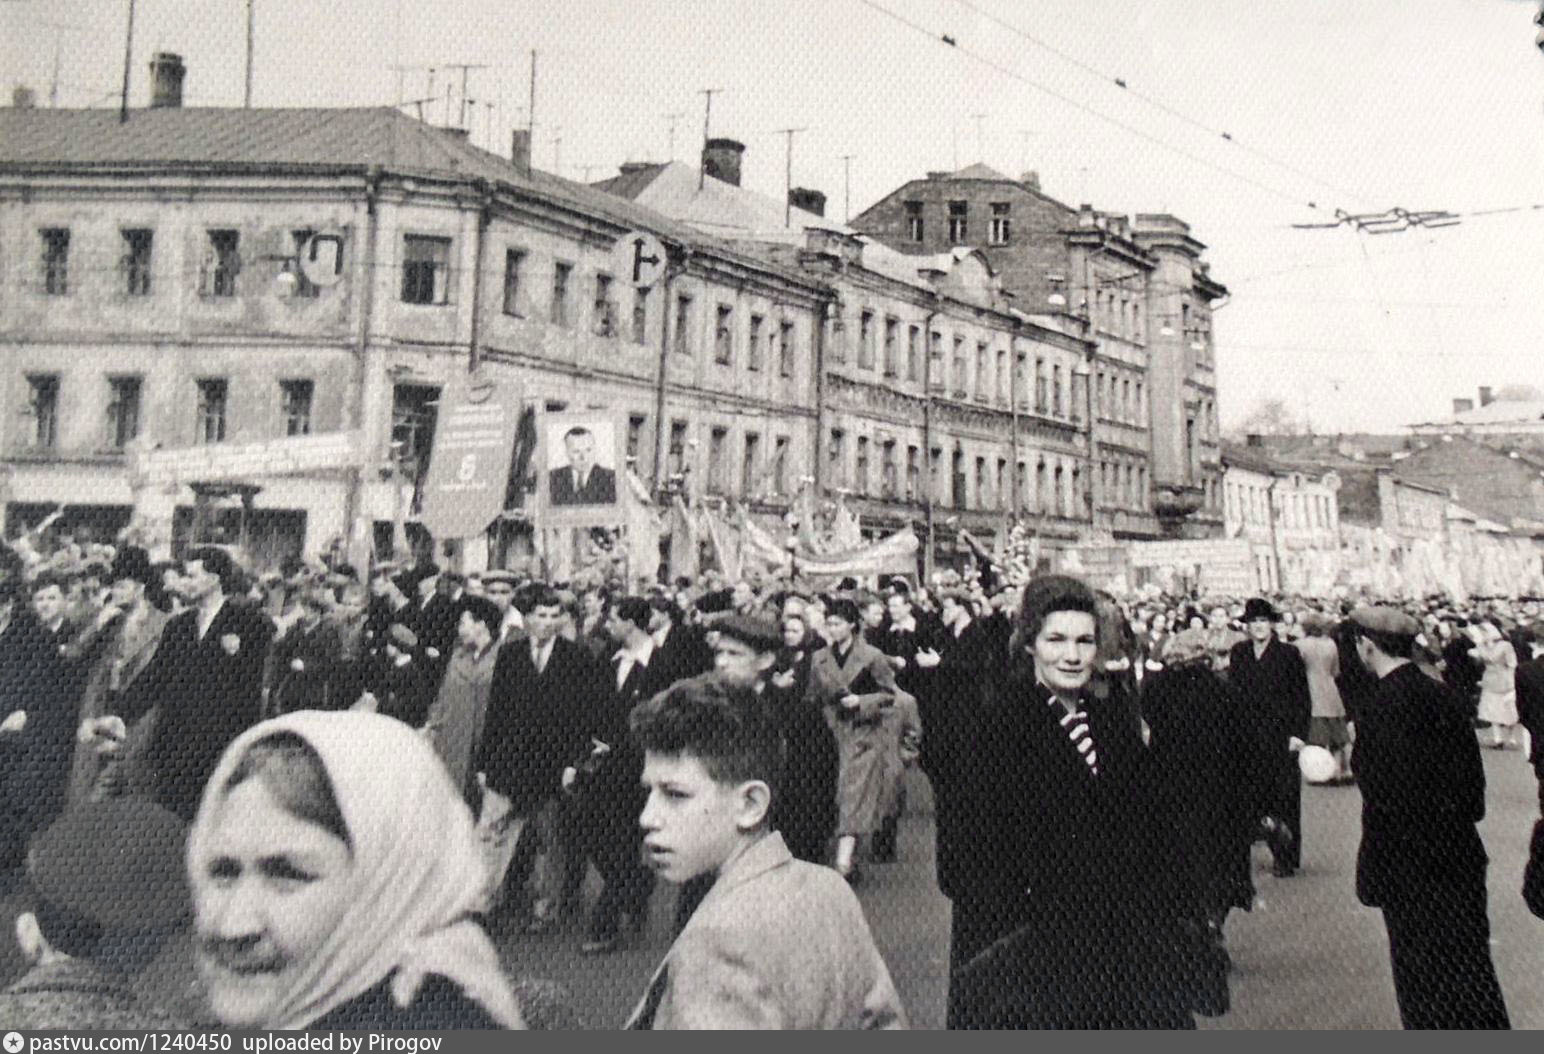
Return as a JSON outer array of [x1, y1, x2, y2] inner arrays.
[[1049, 694, 1099, 776]]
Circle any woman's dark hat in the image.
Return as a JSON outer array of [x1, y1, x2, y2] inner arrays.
[[1243, 597, 1279, 622]]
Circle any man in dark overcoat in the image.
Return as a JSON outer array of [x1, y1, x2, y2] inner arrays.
[[1228, 597, 1311, 876], [1349, 605, 1509, 1029]]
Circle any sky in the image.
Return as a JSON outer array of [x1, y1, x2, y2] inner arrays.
[[4, 0, 1543, 433]]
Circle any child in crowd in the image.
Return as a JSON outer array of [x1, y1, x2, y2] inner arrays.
[[624, 675, 906, 1030]]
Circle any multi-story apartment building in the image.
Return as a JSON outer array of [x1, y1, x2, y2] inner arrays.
[[851, 165, 1227, 540], [0, 58, 830, 568], [1221, 441, 1340, 593], [596, 144, 1094, 570]]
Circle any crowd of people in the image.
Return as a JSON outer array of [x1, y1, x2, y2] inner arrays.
[[0, 516, 1540, 1029]]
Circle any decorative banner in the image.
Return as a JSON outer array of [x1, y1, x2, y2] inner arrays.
[[741, 511, 918, 579], [417, 372, 523, 541], [535, 410, 627, 530], [131, 431, 362, 487]]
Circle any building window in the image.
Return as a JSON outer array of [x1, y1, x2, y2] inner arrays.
[[741, 432, 760, 496], [106, 376, 141, 451], [287, 229, 322, 298], [39, 228, 70, 295], [989, 202, 1011, 245], [668, 420, 688, 477], [855, 436, 870, 495], [952, 336, 967, 398], [778, 320, 795, 377], [401, 234, 449, 305], [996, 349, 1009, 404], [280, 379, 314, 436], [707, 427, 727, 493], [1052, 365, 1064, 416], [772, 435, 789, 495], [883, 317, 899, 377], [975, 342, 989, 400], [855, 310, 874, 370], [907, 326, 921, 382], [904, 200, 924, 242], [1135, 381, 1145, 423], [502, 248, 524, 315], [632, 288, 650, 344], [121, 229, 153, 296], [627, 413, 647, 471], [881, 440, 898, 499], [975, 456, 988, 510], [748, 314, 764, 372], [195, 379, 228, 445], [1016, 460, 1028, 512], [592, 273, 616, 337], [25, 374, 59, 448], [1015, 352, 1028, 409], [1122, 378, 1132, 422], [203, 229, 241, 297], [1035, 358, 1047, 413], [1054, 464, 1066, 516], [902, 445, 918, 501], [551, 262, 573, 326], [929, 331, 945, 391], [390, 384, 439, 485], [828, 429, 846, 490], [951, 449, 966, 508], [1036, 461, 1048, 514], [674, 294, 693, 355], [997, 458, 1008, 511], [714, 305, 734, 365], [947, 201, 968, 244], [929, 447, 943, 501]]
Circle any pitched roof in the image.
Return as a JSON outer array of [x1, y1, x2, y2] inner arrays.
[[950, 162, 1014, 181], [594, 159, 939, 290], [0, 107, 824, 289]]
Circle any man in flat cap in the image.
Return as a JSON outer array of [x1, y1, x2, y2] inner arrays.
[[1228, 597, 1312, 877], [0, 798, 190, 1028], [1349, 605, 1509, 1029]]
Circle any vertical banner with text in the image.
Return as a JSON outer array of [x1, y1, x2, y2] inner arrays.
[[417, 372, 523, 542]]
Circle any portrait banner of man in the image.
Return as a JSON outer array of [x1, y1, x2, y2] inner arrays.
[[537, 410, 627, 529]]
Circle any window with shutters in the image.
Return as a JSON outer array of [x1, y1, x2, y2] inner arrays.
[[121, 229, 153, 296], [40, 228, 70, 295], [195, 379, 228, 445], [401, 235, 449, 305], [203, 230, 241, 298], [106, 376, 141, 451]]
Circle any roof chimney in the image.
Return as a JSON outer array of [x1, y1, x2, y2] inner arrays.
[[1479, 386, 1495, 407], [148, 52, 185, 109], [702, 137, 745, 186], [510, 128, 531, 171], [11, 86, 37, 109], [1452, 397, 1474, 415], [788, 187, 826, 217], [1020, 170, 1040, 191], [1245, 433, 1264, 448]]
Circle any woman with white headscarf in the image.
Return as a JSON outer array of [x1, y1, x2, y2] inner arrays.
[[186, 710, 526, 1029]]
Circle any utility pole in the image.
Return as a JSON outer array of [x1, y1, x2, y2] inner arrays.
[[388, 64, 435, 107], [119, 0, 136, 123], [969, 112, 987, 162], [244, 0, 255, 107], [839, 153, 855, 222], [663, 111, 685, 162], [698, 88, 723, 189], [775, 127, 807, 227]]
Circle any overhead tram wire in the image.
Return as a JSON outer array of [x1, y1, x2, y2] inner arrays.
[[946, 0, 1379, 210], [853, 0, 1338, 218]]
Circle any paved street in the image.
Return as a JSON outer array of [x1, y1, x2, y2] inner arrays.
[[2, 745, 1540, 1029], [496, 746, 1544, 1029]]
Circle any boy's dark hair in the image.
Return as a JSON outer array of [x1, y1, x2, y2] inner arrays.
[[187, 546, 242, 594], [630, 674, 785, 801], [526, 586, 563, 614]]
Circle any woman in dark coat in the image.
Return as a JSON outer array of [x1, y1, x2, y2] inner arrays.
[[948, 575, 1193, 1029], [806, 598, 899, 881], [769, 612, 838, 864], [1141, 628, 1257, 1015]]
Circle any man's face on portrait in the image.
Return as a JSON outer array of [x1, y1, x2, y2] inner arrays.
[[565, 432, 596, 476]]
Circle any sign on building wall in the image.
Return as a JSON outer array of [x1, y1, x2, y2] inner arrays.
[[417, 372, 523, 541], [535, 410, 628, 529], [130, 431, 363, 488]]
